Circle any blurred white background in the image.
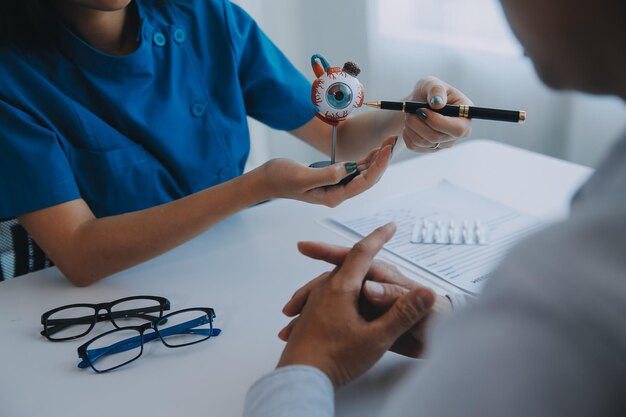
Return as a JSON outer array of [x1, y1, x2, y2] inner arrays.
[[235, 0, 626, 170]]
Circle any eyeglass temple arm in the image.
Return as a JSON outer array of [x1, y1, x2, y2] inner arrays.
[[41, 316, 91, 337], [77, 317, 221, 368], [44, 305, 166, 337]]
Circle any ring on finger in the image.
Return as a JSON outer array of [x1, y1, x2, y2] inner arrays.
[[430, 142, 441, 151]]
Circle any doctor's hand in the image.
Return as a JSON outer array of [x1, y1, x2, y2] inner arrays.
[[276, 223, 435, 389], [401, 76, 473, 152], [281, 238, 451, 359], [259, 136, 395, 208]]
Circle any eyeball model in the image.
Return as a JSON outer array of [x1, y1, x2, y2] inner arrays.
[[311, 54, 364, 126]]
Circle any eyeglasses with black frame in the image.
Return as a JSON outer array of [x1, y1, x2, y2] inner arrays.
[[40, 296, 171, 341], [76, 307, 221, 373]]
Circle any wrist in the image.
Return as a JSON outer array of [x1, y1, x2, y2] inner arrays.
[[277, 349, 342, 389], [240, 164, 276, 203]]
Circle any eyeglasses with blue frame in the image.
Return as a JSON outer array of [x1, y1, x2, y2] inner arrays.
[[76, 307, 221, 373]]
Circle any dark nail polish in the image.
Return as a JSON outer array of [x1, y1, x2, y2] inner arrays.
[[344, 161, 358, 174], [416, 109, 428, 121], [430, 95, 444, 106]]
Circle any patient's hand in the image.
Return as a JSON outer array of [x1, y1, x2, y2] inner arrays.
[[281, 238, 451, 358], [259, 136, 395, 208], [359, 267, 453, 357], [276, 224, 435, 388]]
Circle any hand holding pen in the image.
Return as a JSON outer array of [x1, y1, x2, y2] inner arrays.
[[389, 77, 475, 153]]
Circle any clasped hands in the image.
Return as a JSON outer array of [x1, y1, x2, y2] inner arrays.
[[276, 223, 452, 388]]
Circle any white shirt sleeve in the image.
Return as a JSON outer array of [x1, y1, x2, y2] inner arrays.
[[243, 365, 334, 417]]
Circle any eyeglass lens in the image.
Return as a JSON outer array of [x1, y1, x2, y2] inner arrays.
[[45, 306, 97, 339], [157, 309, 213, 347], [88, 328, 144, 372]]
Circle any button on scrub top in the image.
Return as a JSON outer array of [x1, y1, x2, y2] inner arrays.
[[0, 0, 313, 219]]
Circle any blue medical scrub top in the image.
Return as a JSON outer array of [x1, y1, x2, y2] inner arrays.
[[0, 0, 313, 219]]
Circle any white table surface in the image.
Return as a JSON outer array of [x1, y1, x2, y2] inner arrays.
[[0, 140, 592, 417]]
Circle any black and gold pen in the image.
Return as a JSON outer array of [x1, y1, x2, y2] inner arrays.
[[366, 100, 526, 123]]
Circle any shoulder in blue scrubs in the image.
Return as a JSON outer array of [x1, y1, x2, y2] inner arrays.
[[0, 0, 313, 219]]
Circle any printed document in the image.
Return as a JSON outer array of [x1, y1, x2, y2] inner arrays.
[[330, 181, 544, 294]]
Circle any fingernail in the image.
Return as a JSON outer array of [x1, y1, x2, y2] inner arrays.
[[366, 281, 385, 298], [417, 289, 434, 310], [417, 292, 426, 311], [416, 109, 428, 121], [384, 222, 397, 231], [430, 96, 444, 106], [344, 161, 358, 174]]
